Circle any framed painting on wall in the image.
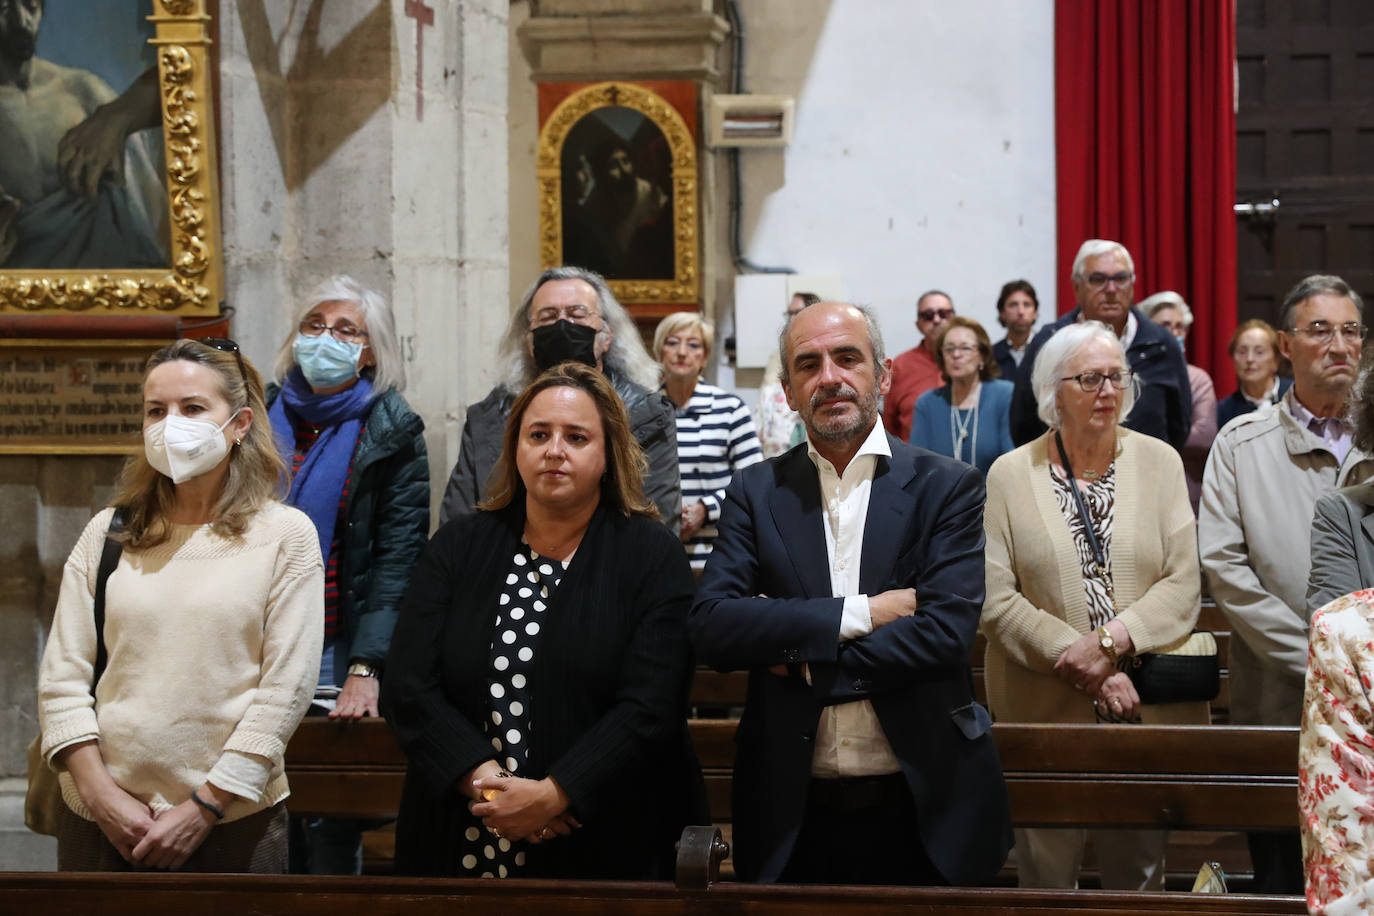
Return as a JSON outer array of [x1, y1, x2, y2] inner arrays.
[[0, 0, 223, 316], [537, 81, 698, 307]]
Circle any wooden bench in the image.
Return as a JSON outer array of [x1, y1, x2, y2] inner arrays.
[[0, 872, 1308, 915]]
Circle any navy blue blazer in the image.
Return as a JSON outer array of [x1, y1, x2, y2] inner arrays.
[[690, 434, 1013, 885]]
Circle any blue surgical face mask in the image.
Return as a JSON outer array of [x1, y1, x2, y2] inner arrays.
[[294, 332, 364, 389]]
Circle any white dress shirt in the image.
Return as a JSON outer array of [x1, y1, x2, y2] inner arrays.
[[804, 419, 902, 778]]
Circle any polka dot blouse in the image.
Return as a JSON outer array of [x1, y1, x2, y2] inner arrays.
[[455, 541, 567, 878]]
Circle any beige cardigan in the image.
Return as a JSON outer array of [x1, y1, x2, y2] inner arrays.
[[981, 429, 1206, 724]]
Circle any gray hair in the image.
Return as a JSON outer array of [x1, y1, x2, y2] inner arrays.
[[1279, 274, 1365, 330], [499, 266, 660, 392], [777, 301, 886, 384], [1030, 320, 1138, 429], [274, 275, 406, 394], [1139, 290, 1193, 329], [1070, 239, 1135, 280], [916, 289, 954, 312]]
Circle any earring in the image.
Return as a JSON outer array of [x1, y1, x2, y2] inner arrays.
[[235, 438, 242, 446]]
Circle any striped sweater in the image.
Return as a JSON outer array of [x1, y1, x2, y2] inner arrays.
[[668, 381, 763, 570]]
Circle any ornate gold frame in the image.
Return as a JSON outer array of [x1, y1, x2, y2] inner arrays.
[[0, 0, 223, 315], [537, 82, 698, 304]]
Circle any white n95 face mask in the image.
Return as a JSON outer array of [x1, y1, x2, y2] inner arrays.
[[144, 410, 242, 484]]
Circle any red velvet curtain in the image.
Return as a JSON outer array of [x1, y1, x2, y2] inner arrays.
[[1055, 0, 1237, 394]]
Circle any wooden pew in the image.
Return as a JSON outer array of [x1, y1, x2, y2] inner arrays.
[[0, 872, 1307, 915], [285, 718, 1298, 832]]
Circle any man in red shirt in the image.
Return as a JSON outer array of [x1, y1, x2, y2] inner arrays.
[[882, 290, 955, 440]]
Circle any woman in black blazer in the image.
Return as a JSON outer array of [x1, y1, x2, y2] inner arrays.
[[383, 361, 703, 879]]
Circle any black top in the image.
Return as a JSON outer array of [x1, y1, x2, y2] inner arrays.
[[383, 501, 705, 879]]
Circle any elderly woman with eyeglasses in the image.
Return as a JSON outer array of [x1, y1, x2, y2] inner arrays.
[[981, 321, 1206, 891], [266, 275, 430, 874], [909, 316, 1014, 475]]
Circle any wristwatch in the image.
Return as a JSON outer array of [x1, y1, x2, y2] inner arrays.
[[347, 662, 380, 679], [1096, 625, 1118, 664]]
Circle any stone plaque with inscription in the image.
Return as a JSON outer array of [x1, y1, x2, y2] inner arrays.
[[0, 343, 160, 453]]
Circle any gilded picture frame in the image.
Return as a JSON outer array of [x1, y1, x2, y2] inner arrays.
[[538, 81, 698, 305], [0, 0, 223, 316]]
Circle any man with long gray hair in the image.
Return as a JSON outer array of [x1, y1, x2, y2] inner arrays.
[[438, 266, 681, 531]]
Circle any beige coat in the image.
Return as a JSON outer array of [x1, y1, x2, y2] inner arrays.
[[982, 429, 1206, 724], [1198, 390, 1374, 725]]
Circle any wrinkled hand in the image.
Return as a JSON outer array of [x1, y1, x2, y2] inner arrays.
[[869, 588, 917, 629], [329, 673, 380, 718], [89, 783, 156, 863], [469, 775, 575, 843], [1054, 631, 1117, 696], [680, 501, 707, 542], [1095, 671, 1141, 721], [131, 798, 214, 870]]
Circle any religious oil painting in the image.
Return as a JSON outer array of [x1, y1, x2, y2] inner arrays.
[[0, 0, 224, 315], [538, 81, 699, 306]]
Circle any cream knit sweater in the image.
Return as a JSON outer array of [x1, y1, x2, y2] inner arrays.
[[981, 429, 1206, 725], [39, 503, 323, 823]]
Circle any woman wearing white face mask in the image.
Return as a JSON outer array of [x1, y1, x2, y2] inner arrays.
[[266, 275, 429, 874], [38, 338, 324, 872]]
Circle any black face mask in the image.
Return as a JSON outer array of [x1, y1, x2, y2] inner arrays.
[[531, 319, 599, 371]]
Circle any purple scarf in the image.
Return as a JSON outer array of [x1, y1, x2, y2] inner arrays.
[[269, 369, 373, 566]]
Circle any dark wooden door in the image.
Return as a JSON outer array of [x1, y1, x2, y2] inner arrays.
[[1235, 0, 1374, 327]]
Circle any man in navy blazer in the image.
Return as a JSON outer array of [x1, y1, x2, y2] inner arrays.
[[691, 302, 1012, 886]]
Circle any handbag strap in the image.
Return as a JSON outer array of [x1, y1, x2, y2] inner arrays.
[[92, 508, 128, 689], [1054, 432, 1117, 611]]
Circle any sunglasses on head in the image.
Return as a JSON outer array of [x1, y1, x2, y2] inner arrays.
[[198, 337, 248, 386]]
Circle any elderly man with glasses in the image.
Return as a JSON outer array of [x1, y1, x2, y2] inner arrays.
[[1198, 274, 1374, 894], [1009, 239, 1192, 449], [437, 265, 681, 531], [882, 290, 956, 441]]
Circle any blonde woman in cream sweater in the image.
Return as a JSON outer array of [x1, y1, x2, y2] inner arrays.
[[982, 321, 1204, 891], [38, 339, 323, 872]]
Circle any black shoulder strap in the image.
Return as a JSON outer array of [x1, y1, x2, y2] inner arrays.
[[92, 508, 128, 688]]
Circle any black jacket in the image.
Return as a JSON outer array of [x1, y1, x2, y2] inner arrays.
[[268, 385, 429, 680], [1009, 306, 1193, 449], [383, 502, 706, 879], [438, 368, 681, 533]]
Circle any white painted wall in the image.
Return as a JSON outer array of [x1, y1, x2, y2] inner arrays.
[[733, 0, 1058, 359]]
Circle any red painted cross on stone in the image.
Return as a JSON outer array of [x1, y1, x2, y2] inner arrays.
[[404, 0, 434, 121]]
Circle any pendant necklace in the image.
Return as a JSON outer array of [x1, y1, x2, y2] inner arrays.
[[948, 382, 980, 465]]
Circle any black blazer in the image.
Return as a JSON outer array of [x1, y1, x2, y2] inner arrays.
[[382, 502, 705, 879], [690, 435, 1012, 885]]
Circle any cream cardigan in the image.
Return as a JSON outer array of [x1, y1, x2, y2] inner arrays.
[[981, 429, 1206, 724], [39, 503, 323, 823]]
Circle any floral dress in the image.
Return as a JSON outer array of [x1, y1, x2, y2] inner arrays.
[[1300, 588, 1374, 915]]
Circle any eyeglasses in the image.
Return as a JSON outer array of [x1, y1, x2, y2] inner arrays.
[[299, 318, 369, 344], [1061, 369, 1133, 392], [941, 344, 978, 356], [1082, 271, 1134, 290], [918, 308, 954, 323], [1287, 321, 1364, 346], [531, 304, 597, 327], [199, 337, 247, 386]]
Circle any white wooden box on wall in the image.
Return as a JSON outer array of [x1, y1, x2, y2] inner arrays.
[[733, 274, 844, 369]]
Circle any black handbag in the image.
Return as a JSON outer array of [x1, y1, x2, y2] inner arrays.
[[1055, 434, 1219, 706], [1128, 631, 1221, 704]]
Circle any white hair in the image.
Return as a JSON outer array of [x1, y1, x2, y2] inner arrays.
[[498, 267, 660, 393], [1071, 239, 1135, 280], [1030, 320, 1138, 429], [1139, 290, 1193, 329], [274, 275, 406, 394]]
